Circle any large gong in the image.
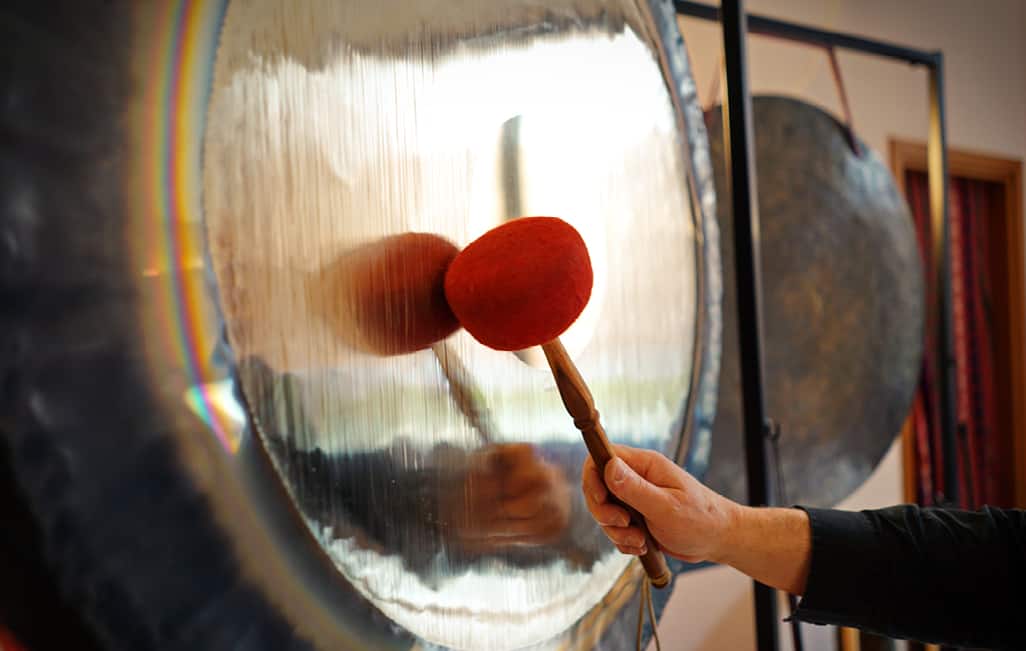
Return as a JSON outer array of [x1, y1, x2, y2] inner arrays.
[[704, 96, 923, 508], [0, 1, 719, 650]]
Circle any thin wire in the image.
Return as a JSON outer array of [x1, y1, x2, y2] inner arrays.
[[635, 573, 662, 651], [635, 577, 644, 651], [646, 580, 662, 651]]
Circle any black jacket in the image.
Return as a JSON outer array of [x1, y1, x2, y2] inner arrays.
[[795, 505, 1026, 650]]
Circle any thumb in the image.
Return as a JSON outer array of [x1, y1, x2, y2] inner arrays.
[[604, 457, 671, 522]]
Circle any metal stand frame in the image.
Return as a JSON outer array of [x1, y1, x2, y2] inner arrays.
[[675, 2, 956, 649]]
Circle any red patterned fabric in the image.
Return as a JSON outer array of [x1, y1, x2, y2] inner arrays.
[[904, 171, 1001, 508]]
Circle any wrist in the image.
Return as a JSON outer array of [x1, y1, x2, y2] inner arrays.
[[713, 505, 812, 595], [707, 499, 747, 565]]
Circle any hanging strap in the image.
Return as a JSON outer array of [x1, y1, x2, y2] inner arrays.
[[703, 42, 861, 157], [704, 54, 724, 112], [824, 46, 861, 157]]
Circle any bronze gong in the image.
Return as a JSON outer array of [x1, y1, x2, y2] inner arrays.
[[703, 96, 924, 508]]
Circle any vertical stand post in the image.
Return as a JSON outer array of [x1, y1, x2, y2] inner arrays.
[[927, 57, 959, 506], [719, 1, 779, 649]]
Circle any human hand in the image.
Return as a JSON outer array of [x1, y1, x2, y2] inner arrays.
[[443, 443, 571, 553], [582, 444, 740, 563]]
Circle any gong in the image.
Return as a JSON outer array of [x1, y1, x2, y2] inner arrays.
[[0, 1, 719, 650], [703, 96, 924, 508]]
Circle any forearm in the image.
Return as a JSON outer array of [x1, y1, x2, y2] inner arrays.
[[714, 506, 811, 595]]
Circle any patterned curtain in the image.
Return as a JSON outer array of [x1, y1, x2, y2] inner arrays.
[[904, 171, 1002, 508]]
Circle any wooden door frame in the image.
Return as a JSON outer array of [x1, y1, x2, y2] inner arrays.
[[890, 138, 1026, 507]]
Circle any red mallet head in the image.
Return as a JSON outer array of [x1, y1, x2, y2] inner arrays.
[[444, 217, 593, 351], [318, 232, 461, 355]]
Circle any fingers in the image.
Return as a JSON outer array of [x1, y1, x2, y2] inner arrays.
[[602, 524, 647, 549], [610, 445, 690, 488], [589, 464, 650, 554], [583, 445, 704, 557], [605, 525, 648, 556], [583, 445, 691, 502], [615, 544, 647, 556], [585, 470, 650, 556], [590, 501, 631, 527], [604, 456, 677, 522], [581, 458, 608, 504], [582, 460, 633, 526]]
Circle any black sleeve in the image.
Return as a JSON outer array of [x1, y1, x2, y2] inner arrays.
[[792, 505, 1026, 650]]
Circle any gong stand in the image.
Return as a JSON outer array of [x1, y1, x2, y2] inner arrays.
[[676, 2, 957, 650]]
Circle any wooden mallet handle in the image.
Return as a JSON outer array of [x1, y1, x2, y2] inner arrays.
[[541, 339, 671, 588]]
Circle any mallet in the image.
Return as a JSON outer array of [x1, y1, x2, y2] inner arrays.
[[444, 217, 671, 588]]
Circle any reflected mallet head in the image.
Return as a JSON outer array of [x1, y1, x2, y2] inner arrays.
[[322, 232, 461, 355]]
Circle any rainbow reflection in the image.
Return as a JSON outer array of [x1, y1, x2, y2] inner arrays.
[[129, 0, 240, 452]]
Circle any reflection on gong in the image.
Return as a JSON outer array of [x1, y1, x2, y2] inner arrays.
[[202, 1, 712, 648]]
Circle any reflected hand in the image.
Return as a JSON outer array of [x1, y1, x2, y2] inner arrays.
[[582, 444, 739, 563], [443, 443, 571, 553]]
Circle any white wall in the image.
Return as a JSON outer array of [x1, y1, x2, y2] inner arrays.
[[655, 1, 1026, 649]]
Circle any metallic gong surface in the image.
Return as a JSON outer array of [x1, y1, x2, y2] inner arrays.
[[704, 96, 924, 508], [0, 1, 720, 649], [196, 1, 719, 650]]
